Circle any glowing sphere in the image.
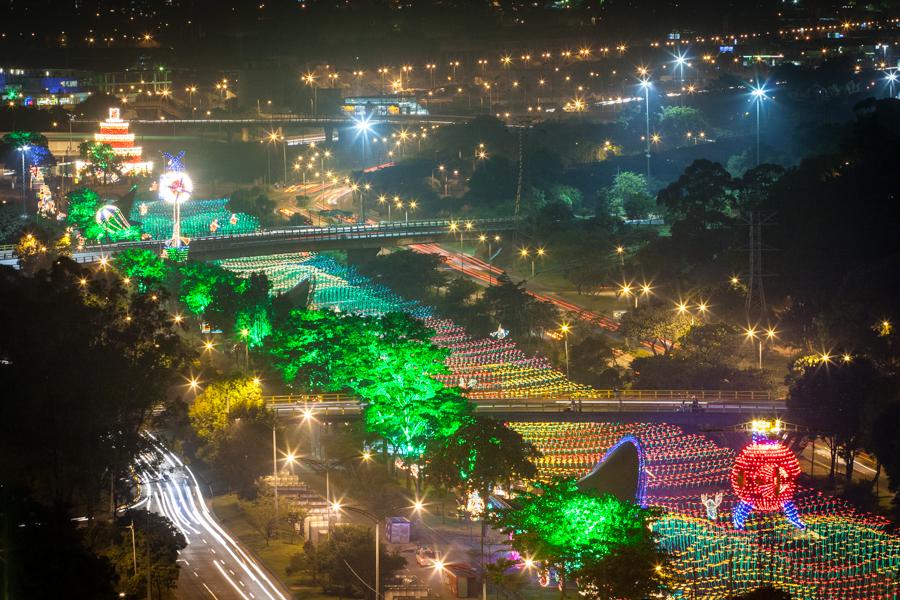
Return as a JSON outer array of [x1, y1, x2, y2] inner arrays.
[[730, 440, 801, 512], [159, 171, 193, 204]]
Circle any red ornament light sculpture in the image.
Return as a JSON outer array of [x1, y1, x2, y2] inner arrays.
[[731, 420, 805, 529]]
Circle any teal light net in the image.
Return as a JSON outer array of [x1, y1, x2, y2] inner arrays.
[[130, 198, 259, 240]]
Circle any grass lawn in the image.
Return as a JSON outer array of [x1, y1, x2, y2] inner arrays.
[[210, 493, 333, 600]]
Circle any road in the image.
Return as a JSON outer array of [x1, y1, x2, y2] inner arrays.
[[137, 435, 291, 600]]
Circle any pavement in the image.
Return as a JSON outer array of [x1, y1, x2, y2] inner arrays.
[[136, 434, 292, 600]]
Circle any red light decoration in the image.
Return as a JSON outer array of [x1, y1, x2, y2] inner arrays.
[[730, 432, 804, 530], [731, 440, 800, 512]]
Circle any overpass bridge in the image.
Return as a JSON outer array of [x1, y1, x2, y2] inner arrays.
[[266, 389, 786, 426], [0, 218, 518, 266]]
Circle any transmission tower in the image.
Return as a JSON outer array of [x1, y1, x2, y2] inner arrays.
[[514, 127, 523, 220], [745, 212, 774, 317]]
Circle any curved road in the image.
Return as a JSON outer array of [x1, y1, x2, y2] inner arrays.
[[137, 435, 290, 600]]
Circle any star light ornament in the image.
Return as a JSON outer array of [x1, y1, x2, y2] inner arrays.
[[731, 419, 805, 530]]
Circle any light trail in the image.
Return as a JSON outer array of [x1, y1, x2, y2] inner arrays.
[[136, 434, 289, 600]]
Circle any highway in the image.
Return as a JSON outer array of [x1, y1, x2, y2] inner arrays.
[[136, 435, 290, 600]]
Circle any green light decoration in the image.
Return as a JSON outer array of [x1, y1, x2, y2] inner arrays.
[[132, 198, 259, 240], [234, 304, 272, 348], [65, 188, 106, 241], [177, 262, 234, 314], [489, 478, 655, 576], [113, 249, 169, 292], [511, 422, 900, 599]]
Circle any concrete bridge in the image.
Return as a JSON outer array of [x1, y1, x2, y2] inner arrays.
[[267, 389, 786, 426], [0, 218, 518, 266]]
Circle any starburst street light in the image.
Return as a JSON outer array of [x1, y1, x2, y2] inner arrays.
[[750, 84, 769, 166], [885, 70, 898, 98], [639, 77, 652, 178]]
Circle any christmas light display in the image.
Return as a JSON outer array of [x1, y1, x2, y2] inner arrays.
[[209, 253, 899, 597], [158, 153, 194, 260], [508, 421, 900, 599], [95, 204, 131, 236], [731, 420, 804, 530], [131, 198, 259, 240], [93, 108, 153, 175], [218, 253, 596, 398]]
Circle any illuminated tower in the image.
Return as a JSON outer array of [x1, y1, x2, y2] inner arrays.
[[94, 107, 153, 174]]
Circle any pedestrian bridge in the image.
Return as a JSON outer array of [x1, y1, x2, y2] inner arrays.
[[0, 217, 518, 265], [267, 389, 785, 424]]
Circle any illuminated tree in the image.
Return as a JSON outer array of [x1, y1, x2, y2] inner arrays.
[[65, 187, 105, 241], [177, 261, 238, 315], [264, 309, 471, 461], [113, 248, 169, 292], [205, 271, 273, 348], [488, 479, 658, 597], [602, 171, 655, 221], [2, 131, 54, 170], [14, 228, 71, 275], [188, 376, 268, 444], [78, 141, 122, 184]]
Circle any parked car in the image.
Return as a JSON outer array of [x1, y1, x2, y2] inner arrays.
[[415, 546, 436, 567]]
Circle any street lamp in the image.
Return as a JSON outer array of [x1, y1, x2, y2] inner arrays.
[[744, 326, 776, 369], [639, 77, 652, 179], [17, 145, 30, 217], [303, 72, 318, 116], [673, 50, 689, 101], [750, 85, 768, 166], [559, 323, 571, 378], [885, 70, 897, 99]]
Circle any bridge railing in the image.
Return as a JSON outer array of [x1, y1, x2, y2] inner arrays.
[[78, 217, 519, 255]]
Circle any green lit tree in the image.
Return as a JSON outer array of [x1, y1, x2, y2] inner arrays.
[[177, 261, 239, 315], [206, 271, 273, 347], [79, 141, 123, 184], [656, 105, 708, 143], [65, 187, 105, 240], [113, 248, 170, 292], [488, 479, 659, 598]]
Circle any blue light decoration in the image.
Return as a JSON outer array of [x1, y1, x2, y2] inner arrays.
[[162, 150, 186, 172], [577, 434, 649, 508]]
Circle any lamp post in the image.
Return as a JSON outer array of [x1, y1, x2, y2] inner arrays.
[[751, 85, 768, 166], [331, 502, 381, 600], [744, 326, 776, 370], [559, 323, 571, 378], [640, 77, 651, 179], [378, 195, 391, 221], [885, 70, 897, 99], [304, 73, 318, 116], [17, 145, 30, 218]]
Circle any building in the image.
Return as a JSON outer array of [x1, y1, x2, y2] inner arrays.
[[342, 95, 428, 117]]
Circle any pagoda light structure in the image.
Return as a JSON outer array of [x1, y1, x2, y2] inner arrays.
[[94, 107, 153, 175]]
